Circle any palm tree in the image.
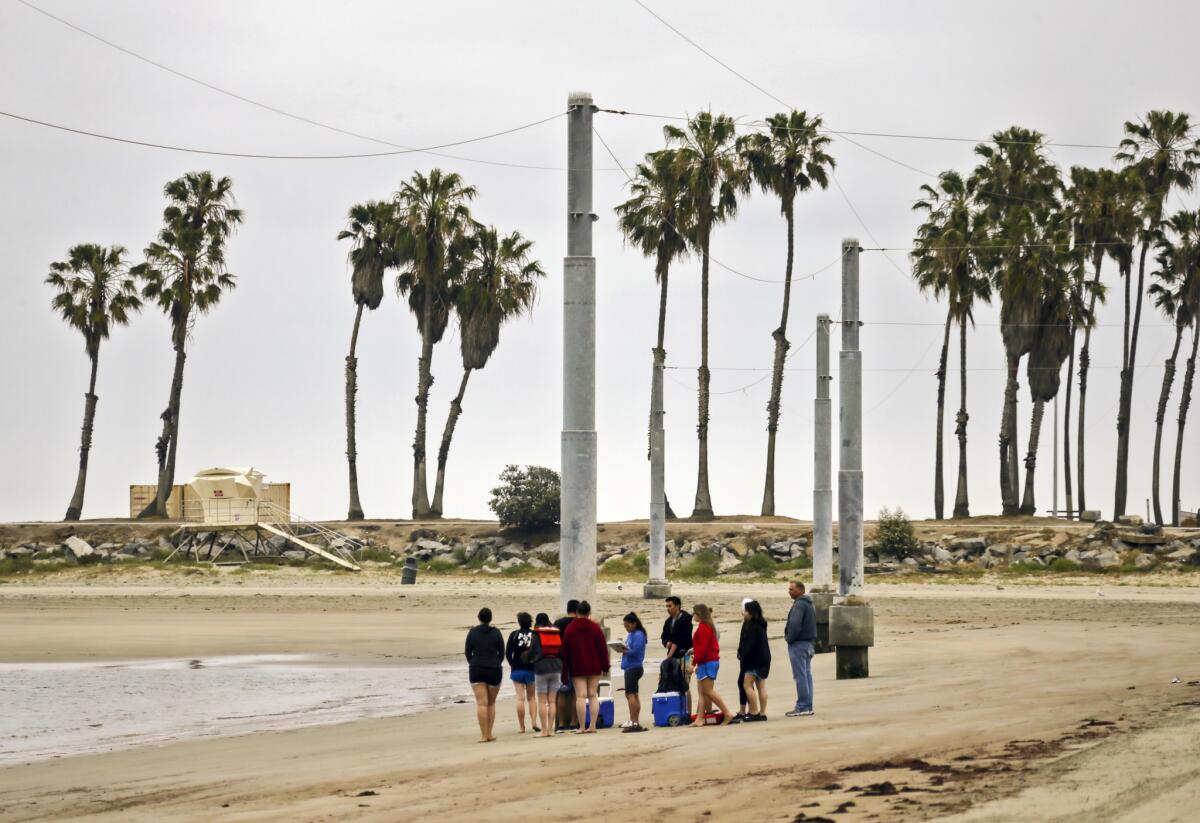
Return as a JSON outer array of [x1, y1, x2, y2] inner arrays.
[[134, 172, 242, 518], [1173, 320, 1200, 526], [47, 244, 142, 520], [430, 227, 544, 517], [911, 171, 991, 519], [1065, 167, 1123, 515], [1112, 111, 1200, 518], [1149, 211, 1200, 524], [615, 149, 692, 524], [392, 169, 477, 519], [970, 127, 1062, 515], [664, 111, 746, 520], [738, 111, 836, 516], [337, 201, 397, 521]]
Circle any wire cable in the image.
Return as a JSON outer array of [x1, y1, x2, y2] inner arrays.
[[0, 108, 566, 161]]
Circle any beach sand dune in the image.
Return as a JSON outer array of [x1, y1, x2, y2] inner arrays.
[[1, 578, 1198, 821]]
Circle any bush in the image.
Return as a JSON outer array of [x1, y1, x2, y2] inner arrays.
[[876, 507, 919, 560], [1048, 557, 1081, 573], [488, 465, 560, 531], [357, 546, 396, 564], [736, 552, 778, 575], [631, 552, 649, 572], [677, 549, 720, 580], [426, 557, 458, 573]]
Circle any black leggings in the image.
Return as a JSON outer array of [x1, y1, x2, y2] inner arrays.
[[737, 663, 748, 708]]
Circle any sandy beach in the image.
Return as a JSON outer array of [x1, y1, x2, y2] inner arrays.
[[0, 573, 1198, 821]]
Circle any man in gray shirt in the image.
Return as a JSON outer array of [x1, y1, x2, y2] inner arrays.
[[784, 580, 816, 717]]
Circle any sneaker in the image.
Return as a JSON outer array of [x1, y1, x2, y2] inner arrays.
[[785, 709, 814, 718], [747, 714, 768, 722]]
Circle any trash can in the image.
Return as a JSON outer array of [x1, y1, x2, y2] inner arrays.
[[401, 556, 418, 585]]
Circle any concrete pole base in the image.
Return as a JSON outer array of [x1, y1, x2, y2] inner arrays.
[[835, 646, 870, 679], [643, 581, 672, 599]]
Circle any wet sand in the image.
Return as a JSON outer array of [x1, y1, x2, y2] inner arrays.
[[1, 577, 1199, 821]]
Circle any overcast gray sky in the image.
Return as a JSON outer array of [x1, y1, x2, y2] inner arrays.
[[2, 0, 1197, 523]]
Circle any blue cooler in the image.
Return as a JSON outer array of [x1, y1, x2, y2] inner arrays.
[[652, 691, 687, 727], [584, 679, 615, 729]]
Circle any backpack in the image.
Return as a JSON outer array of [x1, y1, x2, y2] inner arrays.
[[533, 627, 562, 661]]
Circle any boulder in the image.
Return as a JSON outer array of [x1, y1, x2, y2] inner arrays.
[[1096, 549, 1121, 569], [410, 528, 437, 540], [497, 544, 525, 561], [1116, 515, 1143, 527], [1064, 548, 1082, 563], [531, 542, 561, 563], [481, 565, 502, 575], [1166, 546, 1198, 564], [718, 550, 741, 572], [282, 550, 308, 562], [415, 539, 446, 552], [952, 537, 987, 553], [932, 546, 953, 564], [63, 536, 98, 563], [987, 543, 1012, 558], [1079, 510, 1101, 522], [6, 547, 34, 559], [525, 557, 549, 570], [1134, 553, 1155, 570], [498, 557, 523, 570]]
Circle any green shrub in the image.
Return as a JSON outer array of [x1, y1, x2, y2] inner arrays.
[[632, 551, 649, 572], [451, 545, 468, 564], [1048, 558, 1081, 573], [0, 557, 36, 576], [598, 558, 637, 579], [677, 549, 720, 580], [1006, 561, 1049, 574], [876, 507, 919, 560], [426, 557, 458, 573], [776, 554, 813, 570], [357, 546, 396, 563], [488, 465, 560, 531], [501, 562, 534, 577], [736, 552, 778, 575]]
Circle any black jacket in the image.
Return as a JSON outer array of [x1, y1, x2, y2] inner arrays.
[[661, 611, 694, 658], [737, 619, 772, 672], [465, 624, 504, 669], [506, 628, 535, 671]]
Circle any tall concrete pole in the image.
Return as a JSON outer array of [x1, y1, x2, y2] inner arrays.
[[560, 92, 597, 612], [645, 350, 671, 597], [829, 238, 873, 678], [811, 314, 834, 651]]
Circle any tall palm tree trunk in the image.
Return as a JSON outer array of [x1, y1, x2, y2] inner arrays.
[[1152, 324, 1185, 524], [932, 313, 952, 519], [952, 318, 970, 518], [1063, 333, 1075, 518], [1076, 253, 1103, 514], [64, 352, 100, 521], [692, 233, 714, 520], [761, 203, 796, 517], [1114, 247, 1149, 519], [412, 286, 435, 519], [431, 369, 473, 517], [649, 264, 676, 521], [999, 353, 1021, 516], [1172, 327, 1198, 525], [345, 304, 365, 521], [1019, 399, 1046, 515], [139, 338, 187, 519]]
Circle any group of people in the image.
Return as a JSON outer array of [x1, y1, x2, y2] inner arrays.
[[463, 580, 818, 742]]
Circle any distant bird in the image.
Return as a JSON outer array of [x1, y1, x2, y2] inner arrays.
[[617, 581, 624, 591], [1096, 589, 1105, 597]]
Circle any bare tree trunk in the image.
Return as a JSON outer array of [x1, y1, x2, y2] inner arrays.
[[1172, 327, 1198, 526], [952, 318, 970, 518], [1076, 253, 1103, 515], [692, 229, 714, 521], [1152, 324, 1184, 524], [140, 339, 187, 519], [933, 312, 952, 520], [346, 304, 365, 521], [761, 203, 795, 517], [999, 353, 1021, 516], [1063, 330, 1076, 518], [1019, 399, 1045, 515], [430, 369, 472, 517], [412, 285, 435, 520], [64, 352, 100, 521], [1114, 247, 1148, 519]]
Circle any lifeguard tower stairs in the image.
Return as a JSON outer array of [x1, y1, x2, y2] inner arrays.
[[164, 468, 362, 571]]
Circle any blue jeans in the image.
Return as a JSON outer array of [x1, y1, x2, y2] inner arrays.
[[788, 641, 814, 711]]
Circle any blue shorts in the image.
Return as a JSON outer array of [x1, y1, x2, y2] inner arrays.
[[510, 669, 535, 685], [696, 660, 720, 681]]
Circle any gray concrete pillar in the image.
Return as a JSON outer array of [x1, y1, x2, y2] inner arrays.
[[813, 314, 833, 590], [561, 92, 598, 612], [831, 237, 872, 678], [645, 352, 670, 598]]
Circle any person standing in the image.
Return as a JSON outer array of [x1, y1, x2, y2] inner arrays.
[[690, 603, 732, 726], [784, 580, 816, 717], [464, 607, 505, 742], [562, 600, 609, 733], [735, 596, 753, 719], [619, 612, 648, 732], [554, 600, 580, 731], [505, 611, 537, 733], [530, 612, 563, 738], [661, 596, 694, 714], [737, 599, 771, 721]]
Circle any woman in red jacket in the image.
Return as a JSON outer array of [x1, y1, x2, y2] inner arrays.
[[562, 600, 610, 733], [690, 603, 732, 726]]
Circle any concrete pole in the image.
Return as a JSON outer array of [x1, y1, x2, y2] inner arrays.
[[829, 238, 873, 678], [645, 351, 671, 598], [811, 315, 834, 652], [560, 92, 597, 613], [1052, 395, 1059, 517]]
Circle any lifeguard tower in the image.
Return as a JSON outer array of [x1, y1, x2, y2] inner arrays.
[[165, 467, 362, 571]]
